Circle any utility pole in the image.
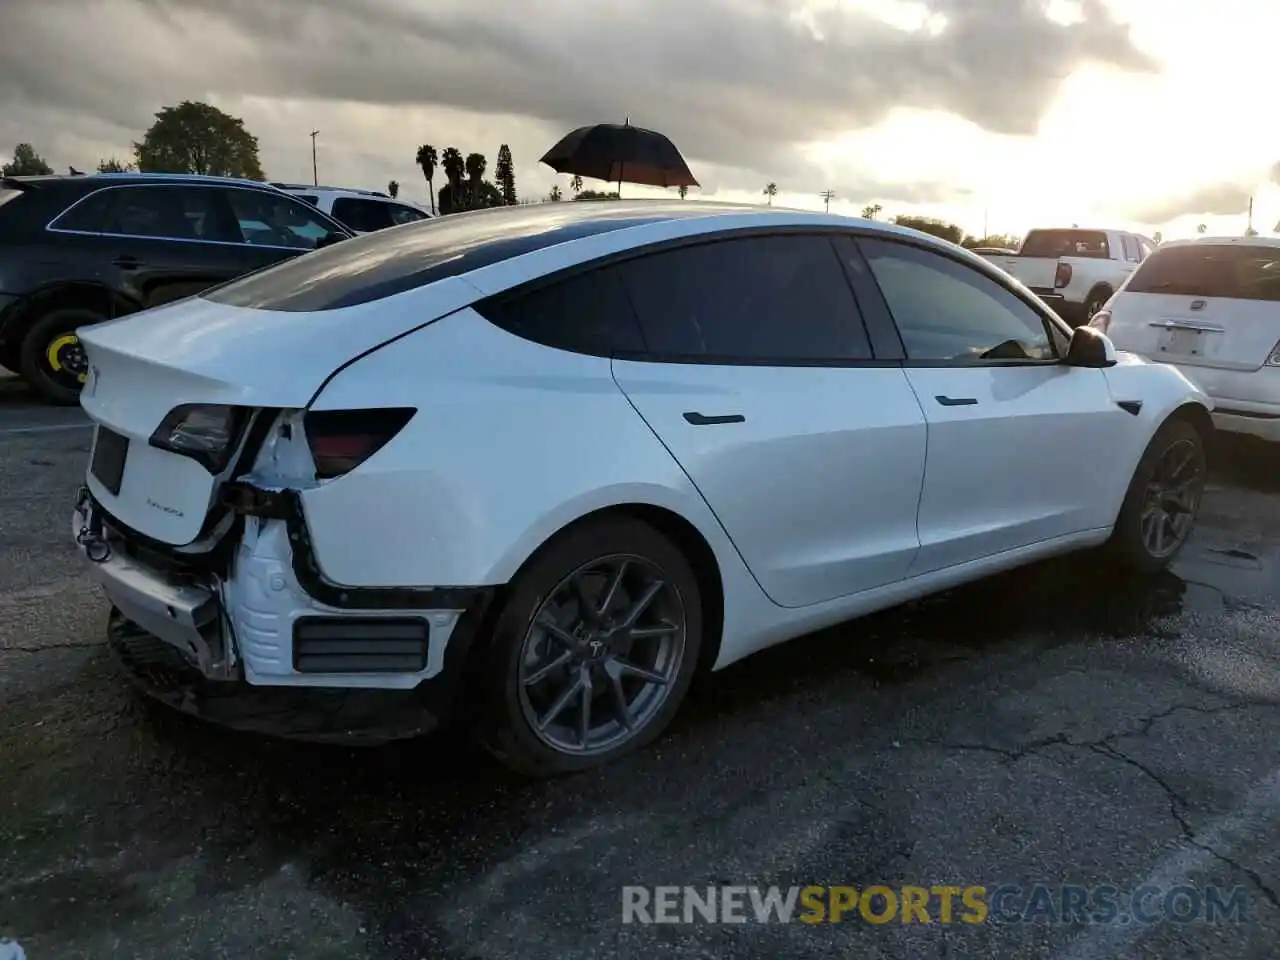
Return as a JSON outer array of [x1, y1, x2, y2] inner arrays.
[[310, 130, 319, 186], [983, 207, 989, 239], [820, 189, 836, 213]]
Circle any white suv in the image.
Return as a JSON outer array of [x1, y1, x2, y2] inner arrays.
[[1092, 235, 1280, 441], [271, 183, 432, 234]]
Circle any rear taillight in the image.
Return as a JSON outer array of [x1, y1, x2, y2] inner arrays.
[[304, 407, 416, 479], [1054, 262, 1073, 288], [1089, 309, 1112, 333], [1267, 340, 1280, 367], [149, 404, 247, 473]]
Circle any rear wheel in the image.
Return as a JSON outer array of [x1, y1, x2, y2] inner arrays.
[[1083, 287, 1112, 322], [0, 340, 19, 374], [1107, 418, 1207, 573], [18, 307, 105, 405], [476, 516, 702, 776]]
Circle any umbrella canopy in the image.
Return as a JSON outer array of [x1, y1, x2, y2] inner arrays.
[[540, 122, 699, 189]]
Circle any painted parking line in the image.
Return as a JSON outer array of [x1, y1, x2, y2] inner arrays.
[[0, 422, 94, 435]]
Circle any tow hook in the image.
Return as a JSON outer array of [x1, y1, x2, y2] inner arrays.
[[74, 484, 111, 563]]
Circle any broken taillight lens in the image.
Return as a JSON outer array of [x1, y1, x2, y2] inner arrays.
[[149, 403, 248, 473], [303, 407, 416, 479], [1054, 262, 1073, 289]]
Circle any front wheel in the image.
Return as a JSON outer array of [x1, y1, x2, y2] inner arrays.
[[476, 515, 703, 777], [18, 307, 105, 405], [1107, 418, 1207, 573]]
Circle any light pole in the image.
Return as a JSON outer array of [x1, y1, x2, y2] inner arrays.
[[310, 130, 319, 186], [820, 189, 836, 213]]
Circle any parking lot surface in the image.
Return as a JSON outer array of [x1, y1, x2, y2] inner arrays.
[[3, 372, 1280, 959]]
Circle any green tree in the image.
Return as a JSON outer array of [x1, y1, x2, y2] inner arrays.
[[678, 185, 688, 199], [860, 203, 882, 220], [570, 174, 584, 196], [387, 179, 399, 198], [2, 143, 54, 176], [763, 182, 778, 205], [548, 185, 563, 202], [495, 144, 517, 205], [964, 233, 1020, 250], [97, 157, 134, 173], [134, 101, 263, 179], [573, 189, 620, 200], [438, 147, 465, 214], [892, 214, 965, 245], [415, 144, 438, 214]]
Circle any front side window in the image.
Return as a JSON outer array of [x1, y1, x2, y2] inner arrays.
[[52, 185, 239, 242], [859, 237, 1057, 362], [618, 234, 873, 362], [222, 188, 341, 249]]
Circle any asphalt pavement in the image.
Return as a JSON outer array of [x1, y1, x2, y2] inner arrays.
[[3, 371, 1280, 959]]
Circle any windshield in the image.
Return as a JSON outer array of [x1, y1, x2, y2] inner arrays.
[[1125, 244, 1280, 301], [1020, 229, 1110, 259]]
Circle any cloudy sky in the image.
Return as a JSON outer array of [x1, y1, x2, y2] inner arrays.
[[1, 0, 1276, 239]]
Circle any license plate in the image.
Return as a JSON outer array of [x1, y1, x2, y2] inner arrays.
[[90, 427, 129, 495], [1160, 327, 1204, 357]]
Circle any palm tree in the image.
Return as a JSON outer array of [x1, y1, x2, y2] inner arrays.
[[678, 185, 688, 199], [464, 152, 487, 208], [1196, 223, 1207, 234], [438, 147, 465, 214], [860, 203, 882, 220], [387, 179, 399, 198], [570, 175, 583, 195], [763, 182, 777, 205], [415, 144, 438, 214], [548, 185, 563, 202]]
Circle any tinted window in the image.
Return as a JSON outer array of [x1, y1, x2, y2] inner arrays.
[[1020, 229, 1110, 259], [202, 203, 698, 312], [295, 194, 319, 206], [481, 266, 645, 356], [222, 188, 341, 249], [1121, 234, 1140, 262], [332, 197, 397, 232], [619, 235, 871, 361], [1138, 239, 1155, 260], [860, 237, 1056, 362], [1125, 244, 1280, 302], [389, 203, 429, 225], [52, 185, 239, 242]]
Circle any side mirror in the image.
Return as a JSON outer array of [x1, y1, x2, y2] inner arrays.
[[1064, 325, 1118, 368]]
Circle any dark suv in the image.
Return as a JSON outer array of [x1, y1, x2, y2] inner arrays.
[[0, 173, 352, 403]]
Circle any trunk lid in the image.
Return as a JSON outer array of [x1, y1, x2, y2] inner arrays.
[[1104, 242, 1280, 372], [78, 276, 481, 545]]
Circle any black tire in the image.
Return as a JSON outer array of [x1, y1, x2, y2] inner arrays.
[[0, 340, 20, 374], [18, 307, 105, 405], [475, 515, 703, 777], [1083, 287, 1112, 322], [1107, 417, 1207, 573]]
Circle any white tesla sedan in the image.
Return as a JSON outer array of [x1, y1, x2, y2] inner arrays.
[[71, 202, 1212, 775]]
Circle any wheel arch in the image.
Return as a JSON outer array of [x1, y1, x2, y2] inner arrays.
[[1085, 281, 1115, 306], [0, 281, 139, 347], [1167, 399, 1215, 446]]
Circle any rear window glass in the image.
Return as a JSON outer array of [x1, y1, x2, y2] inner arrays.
[[201, 203, 694, 312], [1020, 229, 1110, 259], [1125, 244, 1280, 302]]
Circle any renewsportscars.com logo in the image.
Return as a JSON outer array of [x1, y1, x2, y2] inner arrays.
[[621, 884, 1253, 926]]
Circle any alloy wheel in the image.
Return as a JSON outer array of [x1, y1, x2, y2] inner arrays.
[[1139, 437, 1204, 559], [516, 554, 687, 756], [44, 332, 88, 388]]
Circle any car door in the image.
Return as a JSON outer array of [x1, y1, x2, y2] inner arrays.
[[48, 184, 251, 307], [854, 236, 1133, 576], [218, 187, 350, 273], [610, 233, 928, 609]]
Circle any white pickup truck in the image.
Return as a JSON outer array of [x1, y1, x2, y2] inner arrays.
[[990, 228, 1156, 325]]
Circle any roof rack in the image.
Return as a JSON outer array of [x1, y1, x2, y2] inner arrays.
[[93, 172, 270, 186]]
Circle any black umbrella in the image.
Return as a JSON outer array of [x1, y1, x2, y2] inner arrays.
[[540, 121, 699, 197]]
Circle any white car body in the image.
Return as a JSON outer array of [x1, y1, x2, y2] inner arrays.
[[1093, 235, 1280, 442], [995, 228, 1155, 323], [271, 183, 432, 233], [69, 202, 1211, 769]]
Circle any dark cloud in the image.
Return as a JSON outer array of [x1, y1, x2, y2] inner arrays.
[[0, 0, 1156, 196], [1125, 182, 1253, 225]]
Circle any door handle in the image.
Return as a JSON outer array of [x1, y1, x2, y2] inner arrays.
[[683, 411, 745, 426], [935, 395, 978, 406], [112, 255, 141, 269]]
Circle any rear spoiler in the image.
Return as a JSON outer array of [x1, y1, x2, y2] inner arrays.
[[1, 177, 42, 192]]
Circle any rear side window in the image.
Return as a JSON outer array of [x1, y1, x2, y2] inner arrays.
[[480, 266, 645, 356], [1125, 245, 1280, 302], [332, 197, 396, 233], [52, 185, 240, 242], [1121, 234, 1140, 262], [618, 234, 872, 362], [1020, 229, 1110, 259], [0, 187, 26, 210]]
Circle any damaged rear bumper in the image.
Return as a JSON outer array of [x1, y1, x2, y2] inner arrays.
[[72, 483, 497, 714]]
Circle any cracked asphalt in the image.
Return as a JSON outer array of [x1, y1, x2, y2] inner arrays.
[[3, 371, 1280, 959]]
